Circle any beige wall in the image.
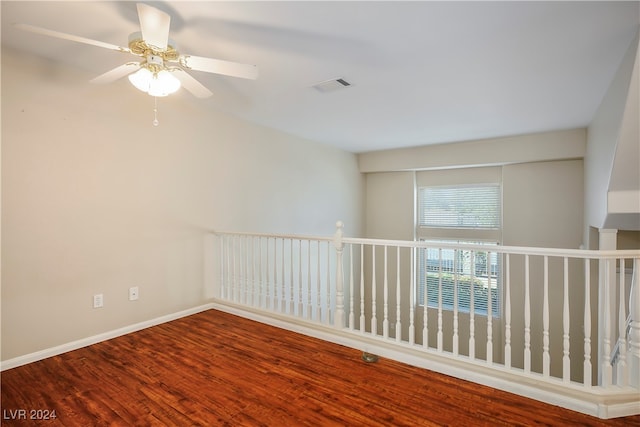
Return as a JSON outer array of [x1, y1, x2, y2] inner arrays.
[[503, 160, 585, 379], [364, 172, 414, 240], [1, 49, 364, 361], [503, 160, 583, 248], [358, 128, 585, 173]]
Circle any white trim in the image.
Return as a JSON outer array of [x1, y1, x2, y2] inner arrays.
[[601, 401, 640, 419], [0, 304, 215, 372]]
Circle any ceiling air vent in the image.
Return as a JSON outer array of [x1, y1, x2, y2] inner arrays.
[[312, 77, 352, 93]]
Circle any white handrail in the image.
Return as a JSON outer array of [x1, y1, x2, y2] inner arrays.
[[210, 229, 640, 259]]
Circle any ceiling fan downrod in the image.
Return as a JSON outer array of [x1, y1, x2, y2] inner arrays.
[[153, 96, 159, 127]]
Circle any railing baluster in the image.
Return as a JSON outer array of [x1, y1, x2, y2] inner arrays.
[[505, 253, 511, 368], [281, 238, 286, 313], [617, 257, 628, 386], [316, 240, 322, 322], [287, 239, 296, 314], [396, 247, 402, 342], [244, 236, 248, 303], [239, 235, 243, 302], [327, 241, 332, 325], [349, 244, 355, 330], [360, 244, 366, 334], [584, 258, 592, 388], [563, 256, 570, 383], [487, 250, 493, 365], [218, 235, 229, 300], [242, 236, 247, 304], [409, 246, 415, 345], [383, 245, 389, 339], [437, 248, 443, 351], [307, 240, 312, 320], [225, 235, 230, 300], [258, 237, 264, 309], [219, 235, 226, 299], [630, 258, 640, 389], [273, 237, 278, 311], [371, 245, 378, 336], [229, 235, 233, 301], [266, 237, 271, 309], [232, 235, 238, 303], [525, 254, 531, 373], [248, 236, 252, 304], [298, 239, 303, 316], [334, 222, 345, 328], [251, 236, 257, 306], [453, 249, 459, 356], [543, 255, 550, 377], [423, 246, 429, 349], [469, 250, 476, 360], [602, 258, 613, 386], [235, 236, 240, 302]]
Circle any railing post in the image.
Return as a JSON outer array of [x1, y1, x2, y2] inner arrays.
[[333, 221, 346, 329], [630, 257, 640, 388], [598, 228, 617, 386]]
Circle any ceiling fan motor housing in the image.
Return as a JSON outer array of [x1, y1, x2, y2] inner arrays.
[[146, 54, 164, 72]]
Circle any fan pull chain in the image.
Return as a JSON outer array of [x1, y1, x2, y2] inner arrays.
[[153, 96, 159, 126]]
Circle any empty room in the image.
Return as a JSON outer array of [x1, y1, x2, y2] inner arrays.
[[2, 1, 639, 425]]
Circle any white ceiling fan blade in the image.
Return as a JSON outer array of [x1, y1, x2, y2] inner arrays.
[[90, 63, 141, 84], [181, 55, 258, 80], [136, 3, 170, 51], [172, 69, 213, 98], [14, 23, 129, 53]]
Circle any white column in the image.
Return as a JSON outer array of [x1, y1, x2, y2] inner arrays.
[[598, 228, 617, 386]]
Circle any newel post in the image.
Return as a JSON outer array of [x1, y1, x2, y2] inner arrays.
[[630, 257, 640, 388], [333, 221, 346, 329], [598, 228, 617, 386]]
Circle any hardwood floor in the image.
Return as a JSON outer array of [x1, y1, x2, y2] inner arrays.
[[2, 309, 639, 426]]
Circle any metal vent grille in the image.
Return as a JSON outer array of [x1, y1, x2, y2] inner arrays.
[[312, 77, 352, 93]]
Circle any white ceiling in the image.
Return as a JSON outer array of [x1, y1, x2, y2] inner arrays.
[[2, 1, 639, 153]]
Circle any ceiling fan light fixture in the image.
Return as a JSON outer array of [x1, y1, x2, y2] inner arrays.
[[128, 67, 181, 97]]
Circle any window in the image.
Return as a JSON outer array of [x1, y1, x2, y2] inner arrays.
[[416, 178, 502, 317], [418, 185, 501, 229], [417, 240, 500, 317]]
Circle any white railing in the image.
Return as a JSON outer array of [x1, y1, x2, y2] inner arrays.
[[207, 222, 640, 419]]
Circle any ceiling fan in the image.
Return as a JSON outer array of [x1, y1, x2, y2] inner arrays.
[[15, 3, 258, 99]]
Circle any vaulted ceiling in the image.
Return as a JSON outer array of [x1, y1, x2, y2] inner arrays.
[[2, 1, 639, 153]]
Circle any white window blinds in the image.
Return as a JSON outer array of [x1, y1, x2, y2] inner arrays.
[[417, 241, 500, 317], [415, 174, 502, 317], [418, 184, 501, 229]]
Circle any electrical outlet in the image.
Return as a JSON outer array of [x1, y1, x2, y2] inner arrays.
[[129, 286, 139, 301], [93, 294, 104, 308]]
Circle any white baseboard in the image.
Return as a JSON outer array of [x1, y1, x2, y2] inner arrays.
[[0, 303, 215, 372]]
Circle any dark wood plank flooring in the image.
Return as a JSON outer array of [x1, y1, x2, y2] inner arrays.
[[2, 309, 639, 426]]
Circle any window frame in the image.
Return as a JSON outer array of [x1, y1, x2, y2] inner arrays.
[[415, 176, 503, 318]]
